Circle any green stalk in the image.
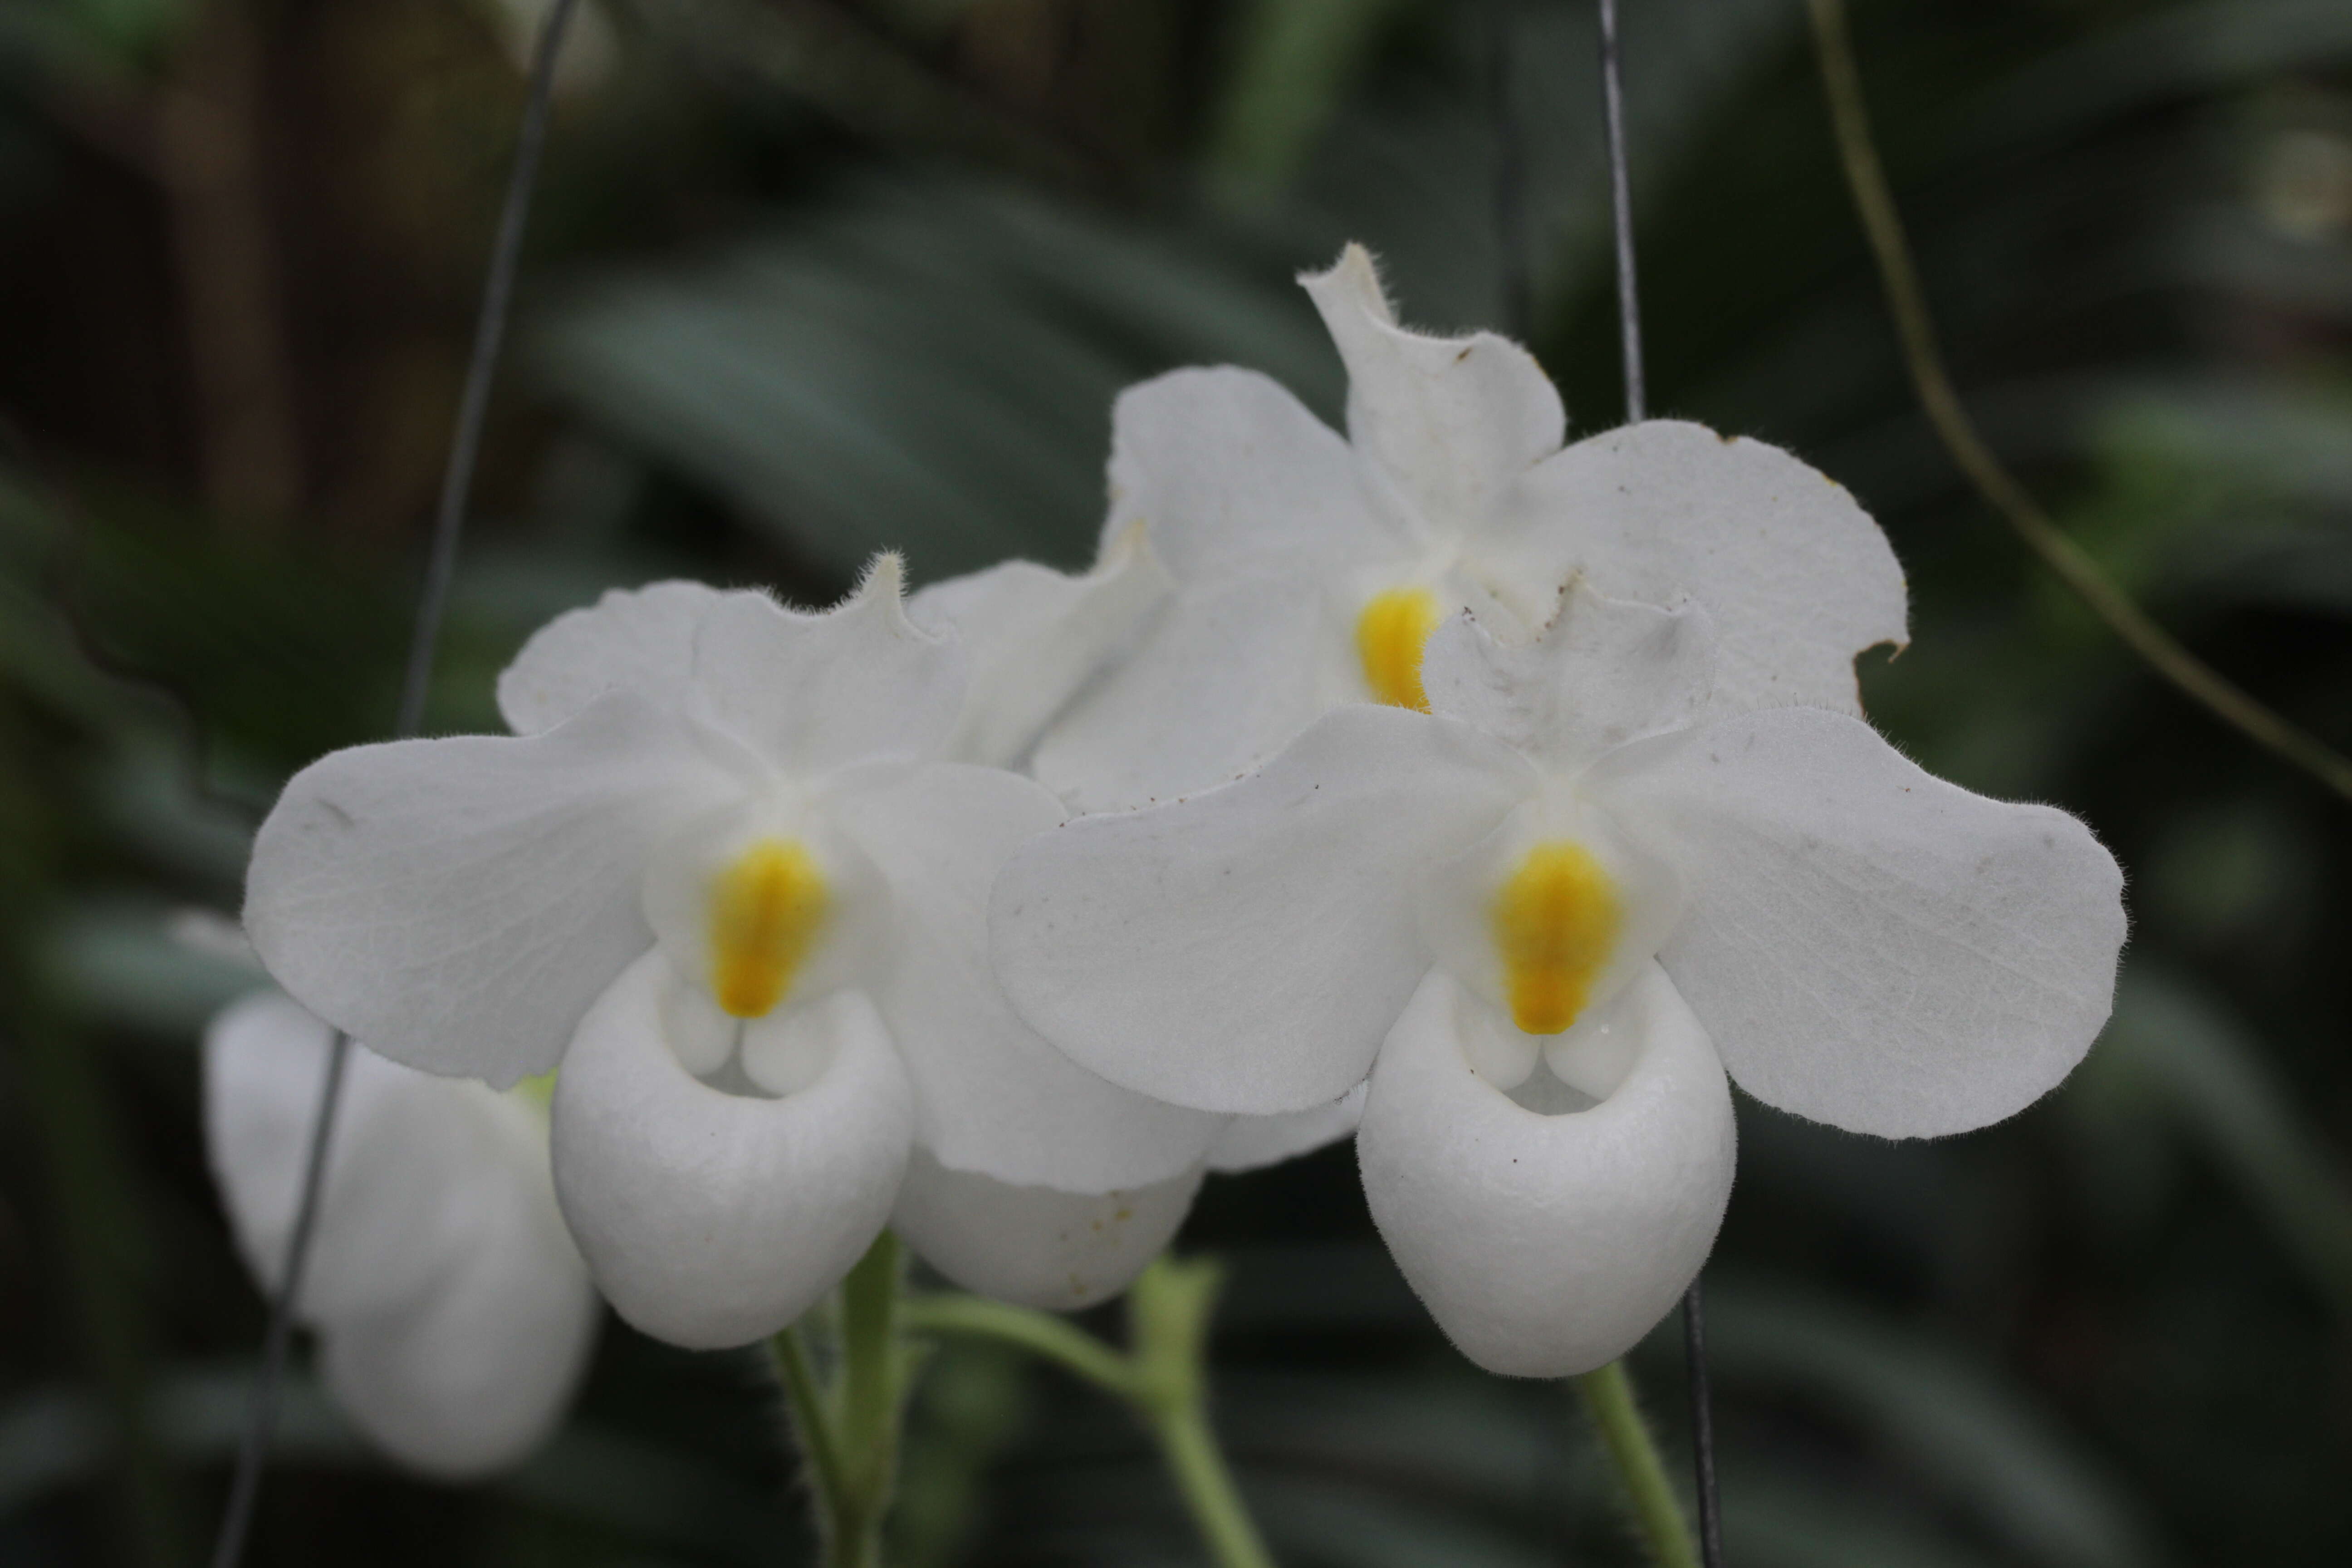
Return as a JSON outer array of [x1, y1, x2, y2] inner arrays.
[[902, 1259, 1276, 1568], [1577, 1361, 1700, 1568], [767, 1233, 913, 1568]]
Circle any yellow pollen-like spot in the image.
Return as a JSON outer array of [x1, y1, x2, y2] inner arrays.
[[513, 1071, 558, 1109], [1356, 587, 1444, 711], [709, 839, 829, 1018], [1491, 841, 1622, 1034]]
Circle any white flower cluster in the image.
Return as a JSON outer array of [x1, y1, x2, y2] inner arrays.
[[219, 245, 2126, 1469]]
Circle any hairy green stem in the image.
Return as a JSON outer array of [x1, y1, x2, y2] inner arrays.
[[903, 1259, 1276, 1568], [769, 1234, 912, 1568], [1578, 1362, 1700, 1568], [1803, 0, 2352, 804]]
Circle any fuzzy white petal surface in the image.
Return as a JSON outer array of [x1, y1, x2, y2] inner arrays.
[[1422, 581, 1715, 770], [1301, 245, 1563, 533], [1359, 968, 1735, 1378], [906, 528, 1171, 771], [244, 695, 738, 1085], [1103, 365, 1386, 584], [551, 956, 911, 1349], [1487, 421, 1907, 717], [995, 705, 1535, 1115], [691, 557, 965, 772], [1030, 573, 1344, 811], [836, 762, 1223, 1191], [497, 580, 729, 735], [1206, 1085, 1367, 1174], [1593, 707, 2127, 1138], [892, 1147, 1204, 1311]]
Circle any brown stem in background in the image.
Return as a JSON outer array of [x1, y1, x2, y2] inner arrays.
[[1805, 0, 2352, 804], [154, 0, 304, 531]]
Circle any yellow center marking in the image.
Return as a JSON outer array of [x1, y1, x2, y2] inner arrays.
[[1355, 587, 1443, 711], [1491, 841, 1622, 1034], [709, 839, 829, 1018]]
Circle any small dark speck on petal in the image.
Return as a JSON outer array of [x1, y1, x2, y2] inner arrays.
[[1455, 345, 1474, 363]]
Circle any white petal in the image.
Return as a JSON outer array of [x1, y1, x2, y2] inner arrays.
[[1301, 244, 1564, 533], [1358, 967, 1735, 1378], [690, 556, 966, 774], [1482, 420, 1908, 718], [1104, 365, 1391, 584], [1205, 1086, 1365, 1174], [1029, 574, 1341, 812], [833, 763, 1223, 1191], [1592, 707, 2127, 1138], [892, 1147, 1204, 1311], [497, 580, 730, 736], [204, 992, 600, 1476], [906, 525, 1172, 771], [316, 1145, 599, 1480], [551, 956, 912, 1348], [1421, 582, 1715, 770], [244, 695, 738, 1085], [994, 705, 1536, 1115]]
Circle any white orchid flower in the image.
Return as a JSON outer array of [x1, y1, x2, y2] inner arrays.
[[204, 990, 597, 1478], [1030, 242, 1908, 813], [243, 560, 1224, 1347], [994, 583, 2127, 1376]]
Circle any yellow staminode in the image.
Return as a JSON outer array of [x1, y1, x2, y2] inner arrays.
[[1355, 587, 1444, 711], [709, 839, 829, 1018], [1491, 841, 1622, 1034]]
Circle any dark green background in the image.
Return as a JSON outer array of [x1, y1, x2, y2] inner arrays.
[[3, 0, 2348, 1563]]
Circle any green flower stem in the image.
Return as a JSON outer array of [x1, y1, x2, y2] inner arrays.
[[1577, 1362, 1700, 1568], [769, 1234, 914, 1568], [902, 1259, 1276, 1568]]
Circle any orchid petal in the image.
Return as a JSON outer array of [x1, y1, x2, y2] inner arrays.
[[1104, 365, 1387, 584], [551, 955, 912, 1349], [1593, 707, 2127, 1138], [1301, 244, 1564, 532], [1484, 421, 1908, 718], [892, 1148, 1204, 1311], [497, 580, 729, 736], [1359, 967, 1735, 1378], [204, 992, 597, 1476], [994, 705, 1535, 1115], [1206, 1086, 1367, 1174], [1030, 573, 1342, 812], [692, 556, 965, 773], [906, 526, 1171, 771], [245, 695, 737, 1086], [1422, 580, 1715, 771], [835, 762, 1223, 1191]]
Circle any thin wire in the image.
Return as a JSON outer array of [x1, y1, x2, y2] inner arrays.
[[1596, 0, 1643, 423], [1596, 1, 1722, 1561], [206, 4, 580, 1563]]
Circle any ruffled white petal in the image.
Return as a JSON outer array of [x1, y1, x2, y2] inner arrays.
[[891, 1148, 1204, 1311], [690, 556, 965, 774], [1483, 420, 1908, 718], [833, 762, 1223, 1191], [1103, 365, 1390, 584], [1592, 706, 2127, 1138], [1358, 967, 1735, 1378], [1029, 573, 1344, 812], [1301, 245, 1564, 534], [1422, 581, 1715, 771], [203, 992, 598, 1475], [906, 526, 1172, 771], [244, 695, 740, 1086], [994, 704, 1536, 1115], [1206, 1086, 1366, 1174], [550, 955, 912, 1349], [497, 580, 730, 736]]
